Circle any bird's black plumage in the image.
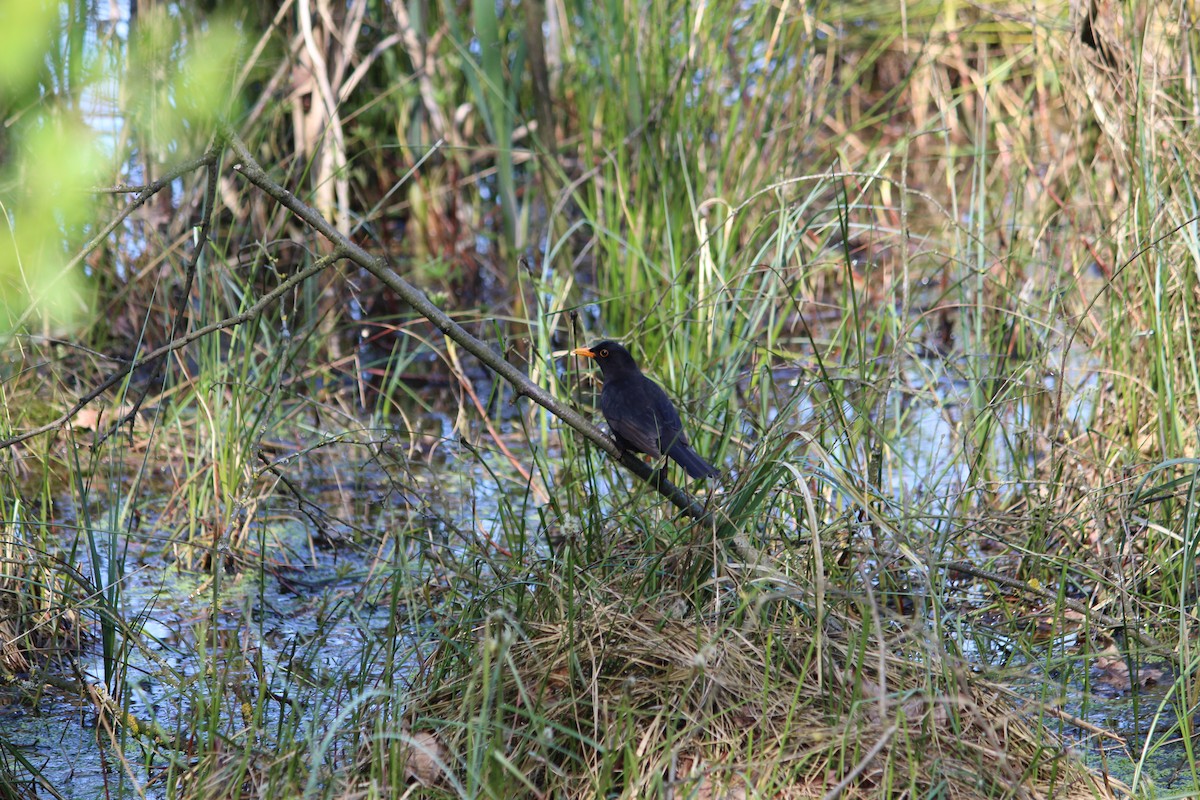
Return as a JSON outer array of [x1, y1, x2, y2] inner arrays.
[[571, 341, 719, 480]]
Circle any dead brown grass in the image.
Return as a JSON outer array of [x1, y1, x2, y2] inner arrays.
[[385, 564, 1122, 799]]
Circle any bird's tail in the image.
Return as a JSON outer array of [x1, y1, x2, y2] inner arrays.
[[668, 442, 720, 480]]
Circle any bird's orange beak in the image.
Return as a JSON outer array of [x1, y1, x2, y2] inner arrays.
[[570, 347, 597, 359]]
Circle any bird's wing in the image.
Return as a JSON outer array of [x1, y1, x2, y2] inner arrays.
[[601, 376, 684, 458]]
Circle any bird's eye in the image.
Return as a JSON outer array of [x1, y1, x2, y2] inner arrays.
[[599, 349, 609, 357]]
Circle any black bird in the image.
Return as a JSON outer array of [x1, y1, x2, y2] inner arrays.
[[571, 341, 719, 480]]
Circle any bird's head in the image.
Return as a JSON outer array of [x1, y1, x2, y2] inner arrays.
[[570, 341, 641, 378]]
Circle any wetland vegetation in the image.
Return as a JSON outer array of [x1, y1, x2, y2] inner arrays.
[[1, 0, 1198, 797]]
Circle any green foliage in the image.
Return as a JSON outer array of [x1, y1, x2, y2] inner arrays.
[[0, 113, 105, 324], [0, 4, 244, 335], [0, 2, 58, 92], [126, 7, 244, 159], [0, 1, 101, 332]]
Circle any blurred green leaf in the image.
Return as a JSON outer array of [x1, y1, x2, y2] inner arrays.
[[0, 7, 245, 334], [0, 114, 103, 332], [127, 8, 244, 157], [0, 2, 57, 99]]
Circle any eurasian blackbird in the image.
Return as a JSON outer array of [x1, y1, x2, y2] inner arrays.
[[571, 341, 720, 479]]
